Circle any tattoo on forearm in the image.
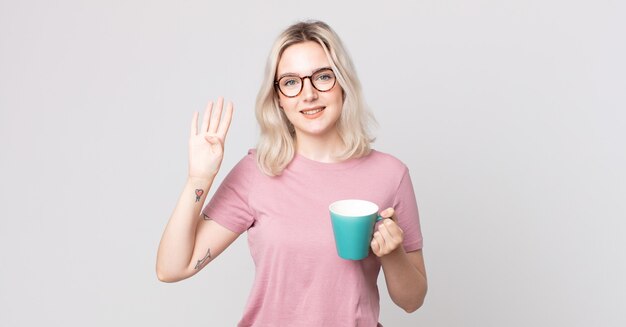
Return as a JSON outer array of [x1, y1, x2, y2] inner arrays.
[[194, 248, 212, 270], [195, 189, 204, 202]]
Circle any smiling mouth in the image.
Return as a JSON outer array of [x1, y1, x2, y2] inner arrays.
[[300, 107, 325, 115]]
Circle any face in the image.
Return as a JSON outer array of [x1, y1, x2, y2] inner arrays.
[[276, 41, 344, 139]]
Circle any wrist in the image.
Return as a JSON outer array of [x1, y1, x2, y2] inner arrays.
[[380, 245, 407, 263], [187, 175, 215, 186]]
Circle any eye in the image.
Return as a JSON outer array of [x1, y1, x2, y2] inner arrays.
[[281, 77, 300, 87], [314, 71, 335, 82]]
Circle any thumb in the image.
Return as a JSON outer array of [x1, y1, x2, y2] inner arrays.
[[381, 207, 397, 223], [381, 207, 394, 218], [205, 134, 221, 145], [205, 135, 225, 156]]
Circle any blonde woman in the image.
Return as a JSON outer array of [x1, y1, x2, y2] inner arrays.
[[157, 20, 427, 326]]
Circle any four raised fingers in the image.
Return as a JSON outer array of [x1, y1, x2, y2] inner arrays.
[[191, 97, 234, 139]]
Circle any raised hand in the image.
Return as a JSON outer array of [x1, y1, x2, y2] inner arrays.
[[188, 97, 233, 180]]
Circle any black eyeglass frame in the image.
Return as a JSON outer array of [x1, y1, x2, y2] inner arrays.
[[274, 68, 337, 98]]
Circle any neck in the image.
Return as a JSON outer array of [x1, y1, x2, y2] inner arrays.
[[294, 130, 345, 163]]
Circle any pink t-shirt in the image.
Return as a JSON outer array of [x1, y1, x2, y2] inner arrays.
[[203, 149, 423, 327]]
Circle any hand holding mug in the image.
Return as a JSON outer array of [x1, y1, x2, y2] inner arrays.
[[370, 208, 405, 257], [329, 200, 403, 260]]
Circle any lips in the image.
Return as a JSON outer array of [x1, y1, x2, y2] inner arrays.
[[300, 106, 325, 115]]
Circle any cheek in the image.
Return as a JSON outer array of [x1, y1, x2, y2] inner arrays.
[[278, 96, 290, 110], [332, 86, 344, 104], [331, 90, 344, 107], [281, 96, 300, 111], [276, 90, 289, 107]]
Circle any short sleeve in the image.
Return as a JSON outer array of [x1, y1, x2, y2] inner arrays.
[[394, 167, 423, 252], [202, 154, 256, 234]]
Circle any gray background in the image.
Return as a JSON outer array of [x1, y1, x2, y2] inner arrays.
[[1, 0, 625, 326]]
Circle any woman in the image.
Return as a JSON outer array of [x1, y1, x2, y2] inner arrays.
[[156, 20, 427, 326]]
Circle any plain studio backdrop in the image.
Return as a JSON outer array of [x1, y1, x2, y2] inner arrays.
[[1, 0, 624, 326]]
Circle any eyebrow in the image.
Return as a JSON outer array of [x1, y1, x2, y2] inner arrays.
[[276, 66, 332, 80]]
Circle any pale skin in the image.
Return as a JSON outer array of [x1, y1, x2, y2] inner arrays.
[[276, 41, 427, 312], [372, 208, 428, 312], [156, 97, 239, 282], [156, 41, 427, 313]]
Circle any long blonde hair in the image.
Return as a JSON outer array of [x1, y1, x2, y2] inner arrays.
[[255, 20, 376, 176]]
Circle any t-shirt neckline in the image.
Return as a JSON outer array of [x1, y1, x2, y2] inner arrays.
[[288, 150, 375, 171]]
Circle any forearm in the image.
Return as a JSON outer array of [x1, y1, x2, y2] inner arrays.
[[380, 248, 428, 313], [156, 175, 214, 281]]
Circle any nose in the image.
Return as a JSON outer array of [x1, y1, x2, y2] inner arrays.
[[301, 77, 318, 101]]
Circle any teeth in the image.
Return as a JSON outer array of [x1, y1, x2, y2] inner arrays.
[[302, 108, 323, 115]]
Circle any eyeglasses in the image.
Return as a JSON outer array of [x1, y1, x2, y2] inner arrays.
[[274, 68, 337, 98]]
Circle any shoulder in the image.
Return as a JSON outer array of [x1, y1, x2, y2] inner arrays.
[[365, 149, 409, 172]]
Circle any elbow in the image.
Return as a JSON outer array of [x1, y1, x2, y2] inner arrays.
[[156, 270, 174, 283], [157, 272, 175, 283], [156, 266, 184, 283], [156, 257, 193, 283], [402, 299, 424, 313], [399, 287, 427, 313]]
